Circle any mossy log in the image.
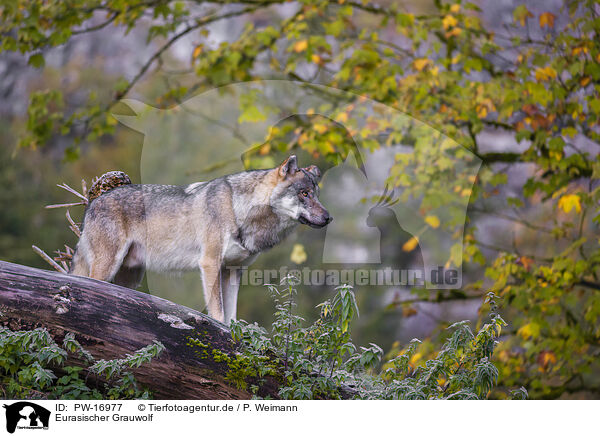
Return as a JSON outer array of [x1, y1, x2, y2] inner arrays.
[[0, 260, 279, 399]]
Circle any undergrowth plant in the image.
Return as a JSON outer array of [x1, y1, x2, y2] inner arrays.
[[0, 326, 163, 400], [2, 278, 525, 400], [229, 276, 526, 400]]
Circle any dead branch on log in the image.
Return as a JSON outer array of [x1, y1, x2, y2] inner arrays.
[[31, 245, 67, 274], [34, 180, 90, 271]]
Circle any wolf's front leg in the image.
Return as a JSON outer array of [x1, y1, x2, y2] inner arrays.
[[199, 257, 224, 323], [222, 266, 242, 325]]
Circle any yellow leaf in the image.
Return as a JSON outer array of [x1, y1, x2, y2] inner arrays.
[[534, 66, 557, 81], [335, 112, 348, 123], [311, 54, 323, 65], [402, 236, 419, 252], [290, 243, 307, 264], [580, 76, 591, 87], [409, 352, 422, 366], [413, 58, 430, 71], [572, 46, 589, 56], [192, 45, 203, 59], [477, 105, 488, 118], [549, 150, 562, 161], [425, 215, 440, 228], [539, 12, 555, 29], [558, 194, 581, 214], [259, 143, 271, 155], [322, 140, 335, 154], [517, 322, 540, 339], [293, 40, 308, 53], [445, 27, 462, 38], [313, 123, 327, 134], [442, 14, 458, 30], [541, 351, 557, 366], [450, 4, 460, 13]]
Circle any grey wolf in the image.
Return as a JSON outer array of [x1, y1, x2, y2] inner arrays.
[[70, 155, 332, 324]]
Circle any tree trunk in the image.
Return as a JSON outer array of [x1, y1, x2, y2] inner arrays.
[[0, 260, 278, 399]]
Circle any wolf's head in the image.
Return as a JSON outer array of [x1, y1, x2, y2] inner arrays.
[[270, 155, 332, 228]]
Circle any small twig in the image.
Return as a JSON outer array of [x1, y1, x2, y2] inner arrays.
[[54, 248, 73, 262], [32, 245, 68, 274], [66, 210, 81, 237], [45, 202, 86, 209], [56, 183, 89, 204]]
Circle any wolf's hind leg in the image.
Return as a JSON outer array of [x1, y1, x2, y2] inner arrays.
[[69, 244, 90, 277], [87, 240, 130, 283]]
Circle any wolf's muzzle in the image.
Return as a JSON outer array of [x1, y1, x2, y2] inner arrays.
[[299, 212, 333, 228]]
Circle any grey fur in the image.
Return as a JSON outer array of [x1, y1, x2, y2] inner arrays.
[[70, 155, 331, 324]]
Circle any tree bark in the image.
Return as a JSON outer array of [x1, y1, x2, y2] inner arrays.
[[0, 260, 278, 399]]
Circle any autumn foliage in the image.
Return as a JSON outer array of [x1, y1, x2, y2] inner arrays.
[[1, 0, 599, 398]]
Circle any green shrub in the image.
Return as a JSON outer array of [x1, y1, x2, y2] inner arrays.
[[229, 276, 526, 399], [0, 326, 163, 400]]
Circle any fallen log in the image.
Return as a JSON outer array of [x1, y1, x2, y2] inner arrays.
[[0, 260, 278, 399]]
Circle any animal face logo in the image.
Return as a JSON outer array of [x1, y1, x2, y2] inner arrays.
[[366, 185, 399, 228], [113, 80, 481, 289], [3, 402, 50, 433]]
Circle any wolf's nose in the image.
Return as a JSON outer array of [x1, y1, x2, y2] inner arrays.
[[325, 214, 333, 224]]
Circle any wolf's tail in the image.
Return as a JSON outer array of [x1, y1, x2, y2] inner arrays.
[[87, 170, 132, 202]]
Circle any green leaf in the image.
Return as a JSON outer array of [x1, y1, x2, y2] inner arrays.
[[28, 53, 45, 68]]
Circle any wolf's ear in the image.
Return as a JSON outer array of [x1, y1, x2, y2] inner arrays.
[[304, 165, 321, 181], [279, 155, 299, 178]]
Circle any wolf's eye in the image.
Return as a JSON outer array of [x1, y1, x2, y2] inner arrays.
[[301, 191, 309, 198]]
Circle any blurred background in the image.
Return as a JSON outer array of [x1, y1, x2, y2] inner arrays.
[[1, 0, 598, 398]]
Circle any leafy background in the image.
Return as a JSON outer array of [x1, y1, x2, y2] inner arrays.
[[1, 0, 599, 399]]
